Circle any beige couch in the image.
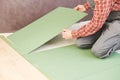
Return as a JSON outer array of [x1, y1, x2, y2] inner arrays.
[[0, 0, 92, 32]]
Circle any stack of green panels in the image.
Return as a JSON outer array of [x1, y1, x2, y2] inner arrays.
[[24, 45, 120, 80], [7, 7, 87, 55]]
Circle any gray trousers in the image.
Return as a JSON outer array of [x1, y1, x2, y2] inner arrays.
[[72, 20, 120, 58]]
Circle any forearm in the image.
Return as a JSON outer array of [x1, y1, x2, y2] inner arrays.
[[72, 0, 112, 38], [111, 1, 120, 11]]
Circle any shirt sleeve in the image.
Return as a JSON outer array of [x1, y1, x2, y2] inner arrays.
[[111, 0, 120, 11], [83, 2, 91, 10], [72, 0, 112, 38]]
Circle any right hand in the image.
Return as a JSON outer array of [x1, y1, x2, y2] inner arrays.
[[62, 29, 73, 39], [74, 5, 86, 12]]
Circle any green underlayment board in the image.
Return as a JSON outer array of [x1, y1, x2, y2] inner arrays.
[[80, 65, 120, 80], [24, 44, 120, 80], [7, 7, 87, 55]]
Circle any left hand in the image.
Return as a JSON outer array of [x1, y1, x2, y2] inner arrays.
[[74, 5, 86, 12], [62, 29, 73, 39]]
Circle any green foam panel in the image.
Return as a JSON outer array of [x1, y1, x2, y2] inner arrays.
[[7, 7, 87, 55], [24, 45, 120, 80], [81, 65, 120, 80]]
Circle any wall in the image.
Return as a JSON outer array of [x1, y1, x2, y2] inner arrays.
[[0, 0, 92, 32]]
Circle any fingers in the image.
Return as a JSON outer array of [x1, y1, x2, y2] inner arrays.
[[63, 29, 68, 32], [74, 6, 80, 11], [74, 5, 82, 10], [73, 5, 86, 12], [62, 29, 73, 39]]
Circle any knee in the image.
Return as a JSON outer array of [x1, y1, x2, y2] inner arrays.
[[91, 47, 109, 59]]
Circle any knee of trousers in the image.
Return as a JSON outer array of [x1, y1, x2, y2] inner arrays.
[[91, 47, 110, 59]]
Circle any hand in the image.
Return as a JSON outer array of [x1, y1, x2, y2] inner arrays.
[[74, 5, 86, 12], [62, 29, 73, 39]]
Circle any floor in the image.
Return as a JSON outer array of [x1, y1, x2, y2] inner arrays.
[[0, 21, 120, 80], [0, 21, 120, 54]]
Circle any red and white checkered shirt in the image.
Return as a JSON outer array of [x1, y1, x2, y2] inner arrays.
[[72, 0, 120, 38]]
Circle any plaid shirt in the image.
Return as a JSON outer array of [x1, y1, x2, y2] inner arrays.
[[72, 0, 120, 38]]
